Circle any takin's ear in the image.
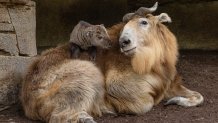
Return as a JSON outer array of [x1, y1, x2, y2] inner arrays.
[[79, 20, 92, 28], [156, 13, 172, 23]]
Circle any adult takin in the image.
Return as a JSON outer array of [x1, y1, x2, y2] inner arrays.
[[103, 11, 203, 114]]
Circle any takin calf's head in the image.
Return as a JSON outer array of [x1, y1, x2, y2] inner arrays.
[[119, 13, 178, 74], [70, 21, 112, 49]]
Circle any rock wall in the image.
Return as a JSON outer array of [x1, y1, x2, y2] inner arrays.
[[0, 0, 36, 105], [0, 0, 36, 56]]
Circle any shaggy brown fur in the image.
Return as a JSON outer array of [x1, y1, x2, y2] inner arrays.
[[20, 21, 114, 122], [20, 44, 108, 123], [20, 20, 113, 123]]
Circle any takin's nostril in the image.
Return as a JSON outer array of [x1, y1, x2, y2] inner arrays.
[[122, 39, 131, 46], [107, 43, 112, 48]]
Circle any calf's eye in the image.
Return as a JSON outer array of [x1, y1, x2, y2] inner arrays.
[[98, 36, 103, 40]]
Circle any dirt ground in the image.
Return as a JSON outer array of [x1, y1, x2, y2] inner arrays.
[[0, 50, 217, 123]]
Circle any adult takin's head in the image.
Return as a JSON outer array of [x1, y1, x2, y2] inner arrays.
[[119, 13, 178, 74]]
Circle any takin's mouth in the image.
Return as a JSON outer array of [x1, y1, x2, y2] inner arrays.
[[121, 47, 136, 55]]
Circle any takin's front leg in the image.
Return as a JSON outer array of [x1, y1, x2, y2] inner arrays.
[[106, 82, 155, 114], [70, 42, 82, 59], [88, 46, 97, 61], [164, 75, 204, 107]]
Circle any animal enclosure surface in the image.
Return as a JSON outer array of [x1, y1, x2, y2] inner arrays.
[[0, 51, 217, 123]]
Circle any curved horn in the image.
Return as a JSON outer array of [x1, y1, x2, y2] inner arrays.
[[122, 2, 158, 22], [122, 13, 135, 23], [135, 2, 158, 16]]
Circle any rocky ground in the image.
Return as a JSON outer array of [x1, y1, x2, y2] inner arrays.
[[0, 50, 217, 123]]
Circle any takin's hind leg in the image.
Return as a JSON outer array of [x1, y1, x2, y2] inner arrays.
[[49, 108, 96, 123], [165, 75, 204, 107]]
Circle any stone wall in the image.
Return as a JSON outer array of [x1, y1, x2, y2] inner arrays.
[[0, 0, 36, 105]]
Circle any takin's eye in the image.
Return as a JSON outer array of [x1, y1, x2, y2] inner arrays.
[[141, 20, 148, 25], [98, 36, 103, 40]]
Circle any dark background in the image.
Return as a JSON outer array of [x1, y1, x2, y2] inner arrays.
[[33, 0, 218, 50]]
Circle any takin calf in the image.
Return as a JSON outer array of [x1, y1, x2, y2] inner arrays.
[[69, 21, 111, 60]]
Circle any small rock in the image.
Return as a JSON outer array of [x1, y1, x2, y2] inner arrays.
[[0, 33, 19, 56]]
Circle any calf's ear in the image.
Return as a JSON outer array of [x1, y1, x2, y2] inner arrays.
[[79, 20, 91, 27], [157, 13, 172, 23]]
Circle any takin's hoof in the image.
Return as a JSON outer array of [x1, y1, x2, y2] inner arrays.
[[79, 118, 97, 123], [78, 111, 96, 123]]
